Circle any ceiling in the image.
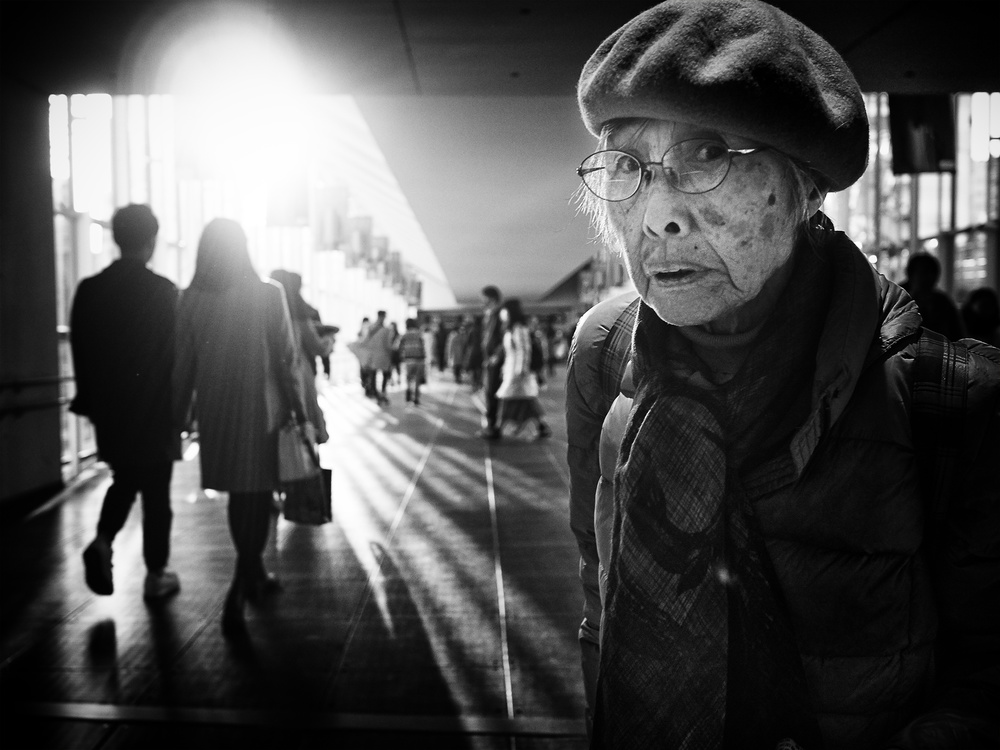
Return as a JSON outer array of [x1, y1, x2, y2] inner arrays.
[[3, 0, 998, 305]]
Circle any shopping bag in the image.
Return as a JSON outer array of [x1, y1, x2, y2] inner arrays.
[[282, 468, 332, 525], [277, 419, 320, 483]]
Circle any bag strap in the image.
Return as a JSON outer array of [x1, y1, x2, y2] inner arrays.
[[598, 297, 641, 405], [910, 328, 970, 532]]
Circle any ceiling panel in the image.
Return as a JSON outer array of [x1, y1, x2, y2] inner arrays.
[[3, 0, 997, 303]]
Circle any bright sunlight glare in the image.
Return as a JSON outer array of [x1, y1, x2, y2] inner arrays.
[[165, 9, 309, 99], [160, 7, 317, 188], [176, 93, 312, 184]]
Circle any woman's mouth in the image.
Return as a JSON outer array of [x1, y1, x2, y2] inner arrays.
[[651, 269, 698, 283]]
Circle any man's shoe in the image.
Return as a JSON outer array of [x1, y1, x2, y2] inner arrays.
[[83, 537, 114, 595], [144, 568, 181, 599], [478, 427, 501, 441]]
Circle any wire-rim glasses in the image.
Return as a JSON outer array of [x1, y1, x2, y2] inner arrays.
[[576, 138, 765, 202]]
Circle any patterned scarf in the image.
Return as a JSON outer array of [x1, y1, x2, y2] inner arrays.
[[593, 246, 832, 750]]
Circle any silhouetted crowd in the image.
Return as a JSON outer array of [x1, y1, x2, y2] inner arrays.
[[345, 290, 572, 434]]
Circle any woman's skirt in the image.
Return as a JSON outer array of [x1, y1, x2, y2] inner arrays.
[[498, 397, 542, 430]]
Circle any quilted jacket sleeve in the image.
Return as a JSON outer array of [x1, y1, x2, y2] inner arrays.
[[566, 328, 606, 649], [565, 293, 638, 728], [890, 342, 1000, 749], [567, 297, 634, 642]]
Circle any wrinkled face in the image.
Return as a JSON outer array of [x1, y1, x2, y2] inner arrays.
[[604, 120, 804, 328]]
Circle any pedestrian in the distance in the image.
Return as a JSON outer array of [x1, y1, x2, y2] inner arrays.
[[479, 285, 505, 440], [496, 299, 551, 439], [398, 318, 427, 405]]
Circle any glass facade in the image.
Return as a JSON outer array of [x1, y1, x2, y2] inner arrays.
[[823, 93, 999, 297]]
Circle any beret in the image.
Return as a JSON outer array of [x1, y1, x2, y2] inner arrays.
[[578, 0, 869, 191]]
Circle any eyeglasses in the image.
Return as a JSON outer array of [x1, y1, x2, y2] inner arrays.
[[576, 138, 765, 202]]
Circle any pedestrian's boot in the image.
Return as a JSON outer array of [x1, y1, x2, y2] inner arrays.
[[221, 577, 248, 639]]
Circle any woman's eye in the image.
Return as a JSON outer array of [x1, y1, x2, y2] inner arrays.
[[612, 154, 640, 174], [691, 141, 729, 163]]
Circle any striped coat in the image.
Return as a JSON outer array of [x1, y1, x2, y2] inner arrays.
[[174, 278, 305, 492]]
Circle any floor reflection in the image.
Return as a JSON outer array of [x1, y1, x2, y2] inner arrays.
[[0, 370, 585, 747]]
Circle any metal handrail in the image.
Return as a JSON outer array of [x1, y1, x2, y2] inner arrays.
[[0, 376, 70, 390], [1, 373, 72, 418], [0, 397, 70, 418]]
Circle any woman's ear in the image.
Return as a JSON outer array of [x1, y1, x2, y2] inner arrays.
[[806, 185, 828, 217]]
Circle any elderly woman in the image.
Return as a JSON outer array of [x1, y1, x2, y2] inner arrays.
[[565, 2, 1000, 749], [174, 219, 306, 638]]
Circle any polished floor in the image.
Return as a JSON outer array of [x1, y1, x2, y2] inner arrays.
[[0, 366, 588, 749]]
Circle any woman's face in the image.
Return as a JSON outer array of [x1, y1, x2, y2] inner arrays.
[[604, 119, 804, 329]]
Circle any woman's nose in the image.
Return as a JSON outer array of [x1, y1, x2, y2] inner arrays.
[[642, 179, 690, 239]]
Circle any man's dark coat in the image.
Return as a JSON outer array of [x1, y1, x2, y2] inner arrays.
[[70, 259, 180, 466]]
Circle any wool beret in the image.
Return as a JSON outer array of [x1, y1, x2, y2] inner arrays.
[[578, 0, 869, 192]]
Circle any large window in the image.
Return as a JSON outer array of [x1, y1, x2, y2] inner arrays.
[[49, 94, 434, 479], [823, 92, 999, 299]]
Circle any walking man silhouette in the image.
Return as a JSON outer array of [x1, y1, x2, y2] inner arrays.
[[70, 204, 181, 599]]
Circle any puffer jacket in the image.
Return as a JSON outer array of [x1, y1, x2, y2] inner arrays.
[[566, 235, 1000, 749]]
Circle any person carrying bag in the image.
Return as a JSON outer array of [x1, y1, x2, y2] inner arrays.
[[276, 416, 331, 526]]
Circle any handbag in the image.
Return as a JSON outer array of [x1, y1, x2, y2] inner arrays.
[[277, 418, 320, 483], [277, 417, 332, 525], [282, 468, 332, 525]]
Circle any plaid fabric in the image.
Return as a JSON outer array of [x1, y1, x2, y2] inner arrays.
[[911, 329, 970, 536], [599, 298, 641, 399], [595, 252, 831, 750]]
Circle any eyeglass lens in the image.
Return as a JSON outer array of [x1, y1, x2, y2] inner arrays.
[[578, 139, 734, 200]]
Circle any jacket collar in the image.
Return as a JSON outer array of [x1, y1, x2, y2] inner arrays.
[[787, 232, 920, 474]]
